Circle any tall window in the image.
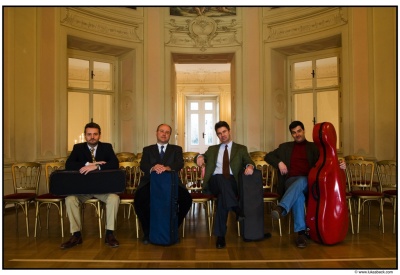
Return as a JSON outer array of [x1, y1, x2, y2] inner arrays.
[[289, 49, 341, 150], [67, 52, 115, 151]]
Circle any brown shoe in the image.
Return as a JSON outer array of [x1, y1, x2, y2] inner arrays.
[[60, 235, 82, 249], [105, 234, 119, 248], [271, 205, 284, 220], [296, 234, 307, 248]]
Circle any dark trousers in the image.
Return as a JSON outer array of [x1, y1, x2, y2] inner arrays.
[[134, 183, 192, 237], [208, 174, 239, 237]]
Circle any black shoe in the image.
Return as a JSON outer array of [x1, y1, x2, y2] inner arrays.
[[105, 233, 119, 248], [243, 233, 272, 242], [60, 235, 82, 249], [142, 236, 149, 245], [216, 236, 226, 249], [296, 234, 307, 248], [271, 205, 284, 220]]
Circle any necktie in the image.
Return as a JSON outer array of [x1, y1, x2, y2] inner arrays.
[[90, 147, 96, 163], [160, 145, 165, 160], [223, 144, 230, 178]]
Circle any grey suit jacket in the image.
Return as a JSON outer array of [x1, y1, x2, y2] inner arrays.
[[195, 142, 255, 191], [264, 141, 319, 196]]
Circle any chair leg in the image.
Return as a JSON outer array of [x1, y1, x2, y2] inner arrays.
[[357, 198, 362, 234], [380, 198, 385, 233], [182, 217, 186, 238], [23, 202, 30, 237], [393, 197, 396, 234], [135, 213, 139, 239], [60, 201, 64, 238], [207, 201, 212, 237], [34, 201, 40, 237], [96, 201, 102, 238], [347, 198, 354, 234]]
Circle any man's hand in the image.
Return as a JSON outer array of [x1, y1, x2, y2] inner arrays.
[[79, 163, 98, 175], [152, 164, 171, 174], [339, 159, 346, 170], [278, 161, 288, 175], [244, 165, 254, 175], [196, 155, 205, 167]]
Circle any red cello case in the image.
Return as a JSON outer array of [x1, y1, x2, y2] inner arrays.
[[306, 122, 348, 245]]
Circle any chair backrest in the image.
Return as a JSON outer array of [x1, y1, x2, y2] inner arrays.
[[183, 152, 200, 163], [116, 152, 136, 162], [253, 160, 275, 192], [180, 161, 203, 193], [119, 161, 142, 193], [134, 152, 142, 162], [376, 160, 397, 191], [250, 151, 267, 162], [45, 162, 65, 193], [345, 160, 375, 191], [345, 155, 365, 161], [11, 162, 42, 194], [54, 157, 68, 163]]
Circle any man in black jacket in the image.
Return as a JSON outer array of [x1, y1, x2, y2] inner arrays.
[[61, 122, 120, 249], [134, 123, 192, 244]]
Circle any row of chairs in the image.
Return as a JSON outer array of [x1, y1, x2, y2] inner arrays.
[[4, 155, 396, 239]]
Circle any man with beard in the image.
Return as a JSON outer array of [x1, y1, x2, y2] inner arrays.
[[61, 122, 120, 249]]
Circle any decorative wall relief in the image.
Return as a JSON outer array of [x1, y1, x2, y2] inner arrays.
[[264, 7, 347, 42], [170, 7, 236, 17], [166, 14, 241, 51], [273, 89, 286, 120], [60, 8, 142, 42]]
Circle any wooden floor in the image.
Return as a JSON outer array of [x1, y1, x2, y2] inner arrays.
[[2, 201, 397, 269]]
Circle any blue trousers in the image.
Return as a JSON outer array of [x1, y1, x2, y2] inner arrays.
[[278, 176, 308, 233]]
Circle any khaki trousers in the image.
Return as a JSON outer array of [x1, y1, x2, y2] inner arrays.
[[65, 194, 120, 234]]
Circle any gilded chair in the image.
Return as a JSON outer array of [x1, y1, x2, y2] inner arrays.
[[116, 152, 136, 162], [134, 152, 142, 162], [344, 155, 365, 161], [54, 157, 68, 163], [180, 162, 214, 237], [34, 162, 66, 237], [249, 151, 267, 162], [346, 160, 384, 233], [339, 157, 354, 234], [183, 152, 200, 163], [81, 198, 103, 238], [376, 160, 397, 234], [4, 162, 42, 237], [118, 161, 142, 238], [237, 160, 282, 236], [345, 156, 380, 192]]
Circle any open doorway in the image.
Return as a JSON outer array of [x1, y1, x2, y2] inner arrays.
[[173, 54, 233, 153]]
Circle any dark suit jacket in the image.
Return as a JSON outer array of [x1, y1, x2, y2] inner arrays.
[[195, 142, 255, 191], [66, 142, 119, 171], [264, 141, 319, 197], [138, 144, 184, 190]]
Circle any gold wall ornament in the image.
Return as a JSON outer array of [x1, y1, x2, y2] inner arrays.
[[188, 16, 217, 50]]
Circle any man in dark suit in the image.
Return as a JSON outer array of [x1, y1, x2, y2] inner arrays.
[[61, 122, 120, 249], [134, 123, 192, 244], [195, 121, 255, 249]]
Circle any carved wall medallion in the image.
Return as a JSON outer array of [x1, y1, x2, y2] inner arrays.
[[188, 16, 217, 49], [166, 15, 241, 51]]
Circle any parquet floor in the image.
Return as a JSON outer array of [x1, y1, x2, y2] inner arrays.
[[2, 201, 397, 270]]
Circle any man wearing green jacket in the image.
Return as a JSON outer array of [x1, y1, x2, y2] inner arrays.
[[195, 121, 255, 249]]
